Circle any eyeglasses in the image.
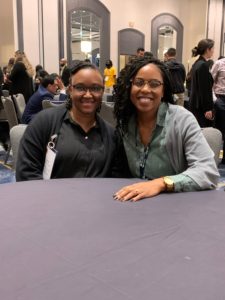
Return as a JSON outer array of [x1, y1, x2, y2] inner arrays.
[[72, 84, 104, 94], [132, 78, 164, 89]]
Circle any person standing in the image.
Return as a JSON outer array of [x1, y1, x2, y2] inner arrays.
[[9, 51, 34, 103], [136, 47, 145, 58], [211, 56, 225, 164], [164, 48, 186, 106], [189, 39, 215, 127], [0, 66, 10, 151], [0, 67, 3, 98], [59, 58, 70, 87], [104, 60, 116, 93]]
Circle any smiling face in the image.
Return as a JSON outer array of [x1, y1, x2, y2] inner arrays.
[[130, 63, 164, 116], [69, 68, 104, 117]]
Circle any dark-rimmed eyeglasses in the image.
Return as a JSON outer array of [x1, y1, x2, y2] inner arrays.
[[132, 78, 164, 89], [72, 84, 104, 94]]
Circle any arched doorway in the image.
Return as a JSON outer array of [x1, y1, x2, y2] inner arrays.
[[118, 28, 145, 71], [151, 13, 183, 62], [60, 0, 110, 72]]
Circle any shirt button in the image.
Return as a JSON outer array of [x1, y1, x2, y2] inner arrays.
[[85, 136, 88, 139]]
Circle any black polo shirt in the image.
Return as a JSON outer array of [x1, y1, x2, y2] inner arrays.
[[51, 111, 106, 178]]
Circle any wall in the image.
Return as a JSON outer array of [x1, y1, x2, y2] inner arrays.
[[21, 0, 40, 69], [100, 0, 208, 71], [13, 0, 59, 74], [208, 0, 223, 59], [0, 0, 223, 73], [0, 0, 14, 66]]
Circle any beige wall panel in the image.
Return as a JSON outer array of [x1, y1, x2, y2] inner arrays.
[[1, 0, 223, 74], [100, 0, 208, 71], [22, 0, 40, 71], [0, 0, 14, 66], [207, 0, 223, 60], [42, 0, 59, 74]]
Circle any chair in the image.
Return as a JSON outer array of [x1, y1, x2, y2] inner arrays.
[[42, 99, 66, 109], [202, 127, 222, 166], [12, 93, 26, 122], [1, 96, 19, 164], [10, 124, 28, 169], [2, 90, 9, 97], [1, 96, 19, 129]]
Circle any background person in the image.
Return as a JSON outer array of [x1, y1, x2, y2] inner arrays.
[[113, 57, 219, 202], [211, 56, 225, 164], [164, 47, 186, 106], [189, 39, 215, 127], [104, 59, 116, 93], [8, 50, 34, 103], [144, 51, 154, 59], [59, 57, 70, 87], [0, 66, 9, 151], [34, 64, 48, 91], [2, 57, 15, 91], [136, 47, 145, 58], [16, 61, 117, 181], [22, 73, 67, 124]]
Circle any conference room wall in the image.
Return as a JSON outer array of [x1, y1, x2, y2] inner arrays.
[[0, 0, 14, 65], [10, 0, 59, 74], [100, 0, 208, 72], [0, 0, 223, 73]]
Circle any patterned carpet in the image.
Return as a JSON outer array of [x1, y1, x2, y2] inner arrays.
[[0, 147, 15, 184], [217, 162, 225, 190], [0, 147, 224, 187]]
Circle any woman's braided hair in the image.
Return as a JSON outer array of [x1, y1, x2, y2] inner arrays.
[[113, 57, 174, 131]]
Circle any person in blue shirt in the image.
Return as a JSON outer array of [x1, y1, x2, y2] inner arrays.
[[22, 73, 67, 124]]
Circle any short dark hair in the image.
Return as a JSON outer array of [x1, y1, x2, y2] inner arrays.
[[70, 61, 101, 77], [144, 51, 154, 59], [113, 57, 174, 130], [166, 48, 176, 57], [41, 74, 56, 88], [192, 39, 214, 57], [137, 47, 145, 53], [38, 69, 49, 78], [105, 59, 113, 67], [35, 64, 43, 73]]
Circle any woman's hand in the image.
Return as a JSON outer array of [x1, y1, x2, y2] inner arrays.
[[204, 110, 214, 120], [113, 178, 166, 202]]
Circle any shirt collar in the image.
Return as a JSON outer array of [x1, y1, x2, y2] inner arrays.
[[128, 102, 168, 132], [156, 102, 168, 127], [65, 109, 100, 129]]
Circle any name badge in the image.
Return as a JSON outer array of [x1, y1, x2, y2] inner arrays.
[[43, 135, 58, 180]]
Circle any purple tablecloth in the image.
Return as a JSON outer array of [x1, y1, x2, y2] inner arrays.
[[0, 178, 225, 299]]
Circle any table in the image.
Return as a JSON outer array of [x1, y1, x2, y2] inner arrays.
[[0, 178, 225, 299]]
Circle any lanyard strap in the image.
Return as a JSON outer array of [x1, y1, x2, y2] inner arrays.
[[139, 146, 149, 179]]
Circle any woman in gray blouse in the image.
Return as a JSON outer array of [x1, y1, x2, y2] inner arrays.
[[113, 57, 219, 202]]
